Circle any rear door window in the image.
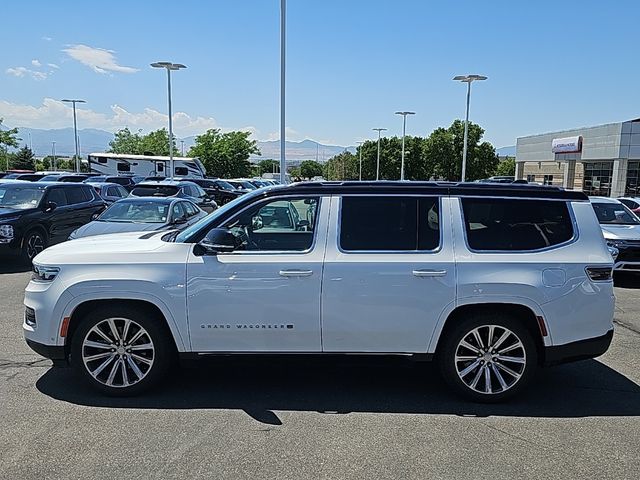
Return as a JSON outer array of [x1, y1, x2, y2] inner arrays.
[[65, 187, 89, 205], [460, 198, 574, 251], [46, 188, 67, 207], [339, 196, 440, 251]]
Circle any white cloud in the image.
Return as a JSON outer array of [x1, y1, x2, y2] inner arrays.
[[5, 66, 49, 81], [62, 44, 138, 74], [31, 59, 41, 67], [47, 63, 60, 69], [266, 127, 303, 142], [41, 36, 52, 41], [0, 98, 229, 137]]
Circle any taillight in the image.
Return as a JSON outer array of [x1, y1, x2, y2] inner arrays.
[[586, 266, 613, 281]]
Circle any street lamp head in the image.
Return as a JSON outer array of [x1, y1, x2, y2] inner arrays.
[[394, 111, 416, 116], [453, 74, 488, 83], [151, 62, 187, 70], [61, 99, 86, 104], [372, 128, 387, 132]]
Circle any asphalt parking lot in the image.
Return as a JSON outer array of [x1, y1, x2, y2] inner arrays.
[[1, 261, 639, 480]]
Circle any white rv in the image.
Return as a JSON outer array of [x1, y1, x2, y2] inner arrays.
[[88, 153, 206, 178]]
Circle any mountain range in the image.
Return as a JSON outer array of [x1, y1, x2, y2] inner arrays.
[[2, 126, 515, 161], [3, 126, 355, 162]]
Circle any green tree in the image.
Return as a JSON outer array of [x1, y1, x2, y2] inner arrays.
[[299, 160, 324, 179], [428, 120, 498, 181], [188, 129, 260, 178], [257, 159, 279, 176], [324, 151, 359, 180], [495, 157, 516, 176], [11, 146, 36, 170], [1, 118, 20, 171], [108, 127, 178, 156]]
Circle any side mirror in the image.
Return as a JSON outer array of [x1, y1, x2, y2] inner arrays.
[[296, 219, 310, 230], [194, 228, 236, 255], [44, 201, 57, 212], [173, 215, 187, 225], [91, 212, 100, 220]]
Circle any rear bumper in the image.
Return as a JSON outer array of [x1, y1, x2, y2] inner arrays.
[[543, 329, 613, 366]]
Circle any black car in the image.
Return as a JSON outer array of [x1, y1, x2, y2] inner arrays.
[[0, 182, 106, 261], [85, 175, 145, 191], [188, 178, 244, 205], [4, 173, 46, 182], [129, 180, 218, 213], [55, 174, 101, 183]]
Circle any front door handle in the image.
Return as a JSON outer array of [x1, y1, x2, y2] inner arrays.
[[279, 269, 313, 277], [412, 269, 447, 277]]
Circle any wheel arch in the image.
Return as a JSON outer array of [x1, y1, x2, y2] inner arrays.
[[431, 301, 547, 365], [64, 297, 186, 357]]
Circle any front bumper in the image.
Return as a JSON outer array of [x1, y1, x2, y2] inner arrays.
[[25, 339, 67, 366], [543, 329, 614, 366]]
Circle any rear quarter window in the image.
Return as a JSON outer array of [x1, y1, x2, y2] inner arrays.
[[460, 198, 574, 251]]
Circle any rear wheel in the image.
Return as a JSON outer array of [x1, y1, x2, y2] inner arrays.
[[70, 305, 175, 396], [438, 313, 537, 402], [22, 229, 47, 262]]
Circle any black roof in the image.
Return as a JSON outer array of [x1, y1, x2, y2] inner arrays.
[[1, 181, 89, 189], [114, 196, 179, 204], [263, 181, 588, 200]]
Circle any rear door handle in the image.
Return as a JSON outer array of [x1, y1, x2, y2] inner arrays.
[[279, 269, 313, 277], [412, 269, 447, 277]]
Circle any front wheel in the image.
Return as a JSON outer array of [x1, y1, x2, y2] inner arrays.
[[70, 306, 175, 396], [22, 229, 47, 262], [438, 313, 538, 402]]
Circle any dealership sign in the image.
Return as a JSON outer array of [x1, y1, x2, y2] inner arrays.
[[552, 136, 582, 154]]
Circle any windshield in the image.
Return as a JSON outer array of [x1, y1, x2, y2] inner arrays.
[[215, 180, 235, 191], [98, 201, 170, 223], [174, 190, 257, 243], [0, 185, 45, 209], [130, 185, 180, 197], [85, 176, 107, 183], [592, 202, 640, 225]]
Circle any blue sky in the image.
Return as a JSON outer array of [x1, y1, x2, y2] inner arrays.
[[1, 0, 639, 148]]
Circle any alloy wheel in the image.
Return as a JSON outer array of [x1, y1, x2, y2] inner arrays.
[[454, 325, 526, 395], [26, 233, 45, 260], [81, 317, 155, 388]]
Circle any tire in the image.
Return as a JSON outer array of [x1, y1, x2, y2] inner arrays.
[[70, 305, 175, 396], [22, 228, 47, 263], [437, 312, 538, 403]]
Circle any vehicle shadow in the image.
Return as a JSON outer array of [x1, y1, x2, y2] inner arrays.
[[614, 272, 640, 289], [0, 257, 30, 274], [36, 356, 640, 423]]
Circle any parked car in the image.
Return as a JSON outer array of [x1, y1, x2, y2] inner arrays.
[[227, 179, 257, 192], [55, 174, 101, 183], [69, 197, 207, 240], [0, 182, 105, 261], [129, 180, 218, 213], [188, 178, 244, 205], [617, 197, 640, 215], [85, 175, 145, 191], [3, 173, 46, 182], [590, 196, 640, 272], [24, 182, 614, 401], [85, 182, 130, 205], [36, 173, 65, 182]]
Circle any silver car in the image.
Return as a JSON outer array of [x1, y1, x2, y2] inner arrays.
[[68, 197, 207, 240]]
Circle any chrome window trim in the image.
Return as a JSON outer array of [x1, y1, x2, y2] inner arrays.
[[336, 194, 443, 255], [458, 197, 579, 254], [214, 195, 323, 256]]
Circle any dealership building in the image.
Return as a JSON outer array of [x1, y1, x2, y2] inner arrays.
[[515, 118, 640, 197]]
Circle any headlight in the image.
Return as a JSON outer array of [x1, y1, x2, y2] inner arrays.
[[32, 264, 60, 282], [0, 224, 14, 240], [606, 239, 627, 248]]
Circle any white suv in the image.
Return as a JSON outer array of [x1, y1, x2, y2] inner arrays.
[[24, 182, 615, 402]]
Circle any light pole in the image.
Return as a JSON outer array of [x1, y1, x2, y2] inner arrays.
[[51, 141, 56, 171], [151, 61, 187, 180], [356, 141, 364, 181], [180, 139, 185, 156], [372, 128, 387, 180], [395, 111, 415, 181], [61, 99, 86, 172], [453, 74, 487, 182], [279, 0, 286, 184]]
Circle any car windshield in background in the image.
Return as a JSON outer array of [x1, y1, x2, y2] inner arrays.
[[130, 185, 180, 197], [98, 201, 170, 223], [215, 180, 235, 191], [84, 176, 108, 183], [0, 185, 45, 209], [592, 202, 640, 225]]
